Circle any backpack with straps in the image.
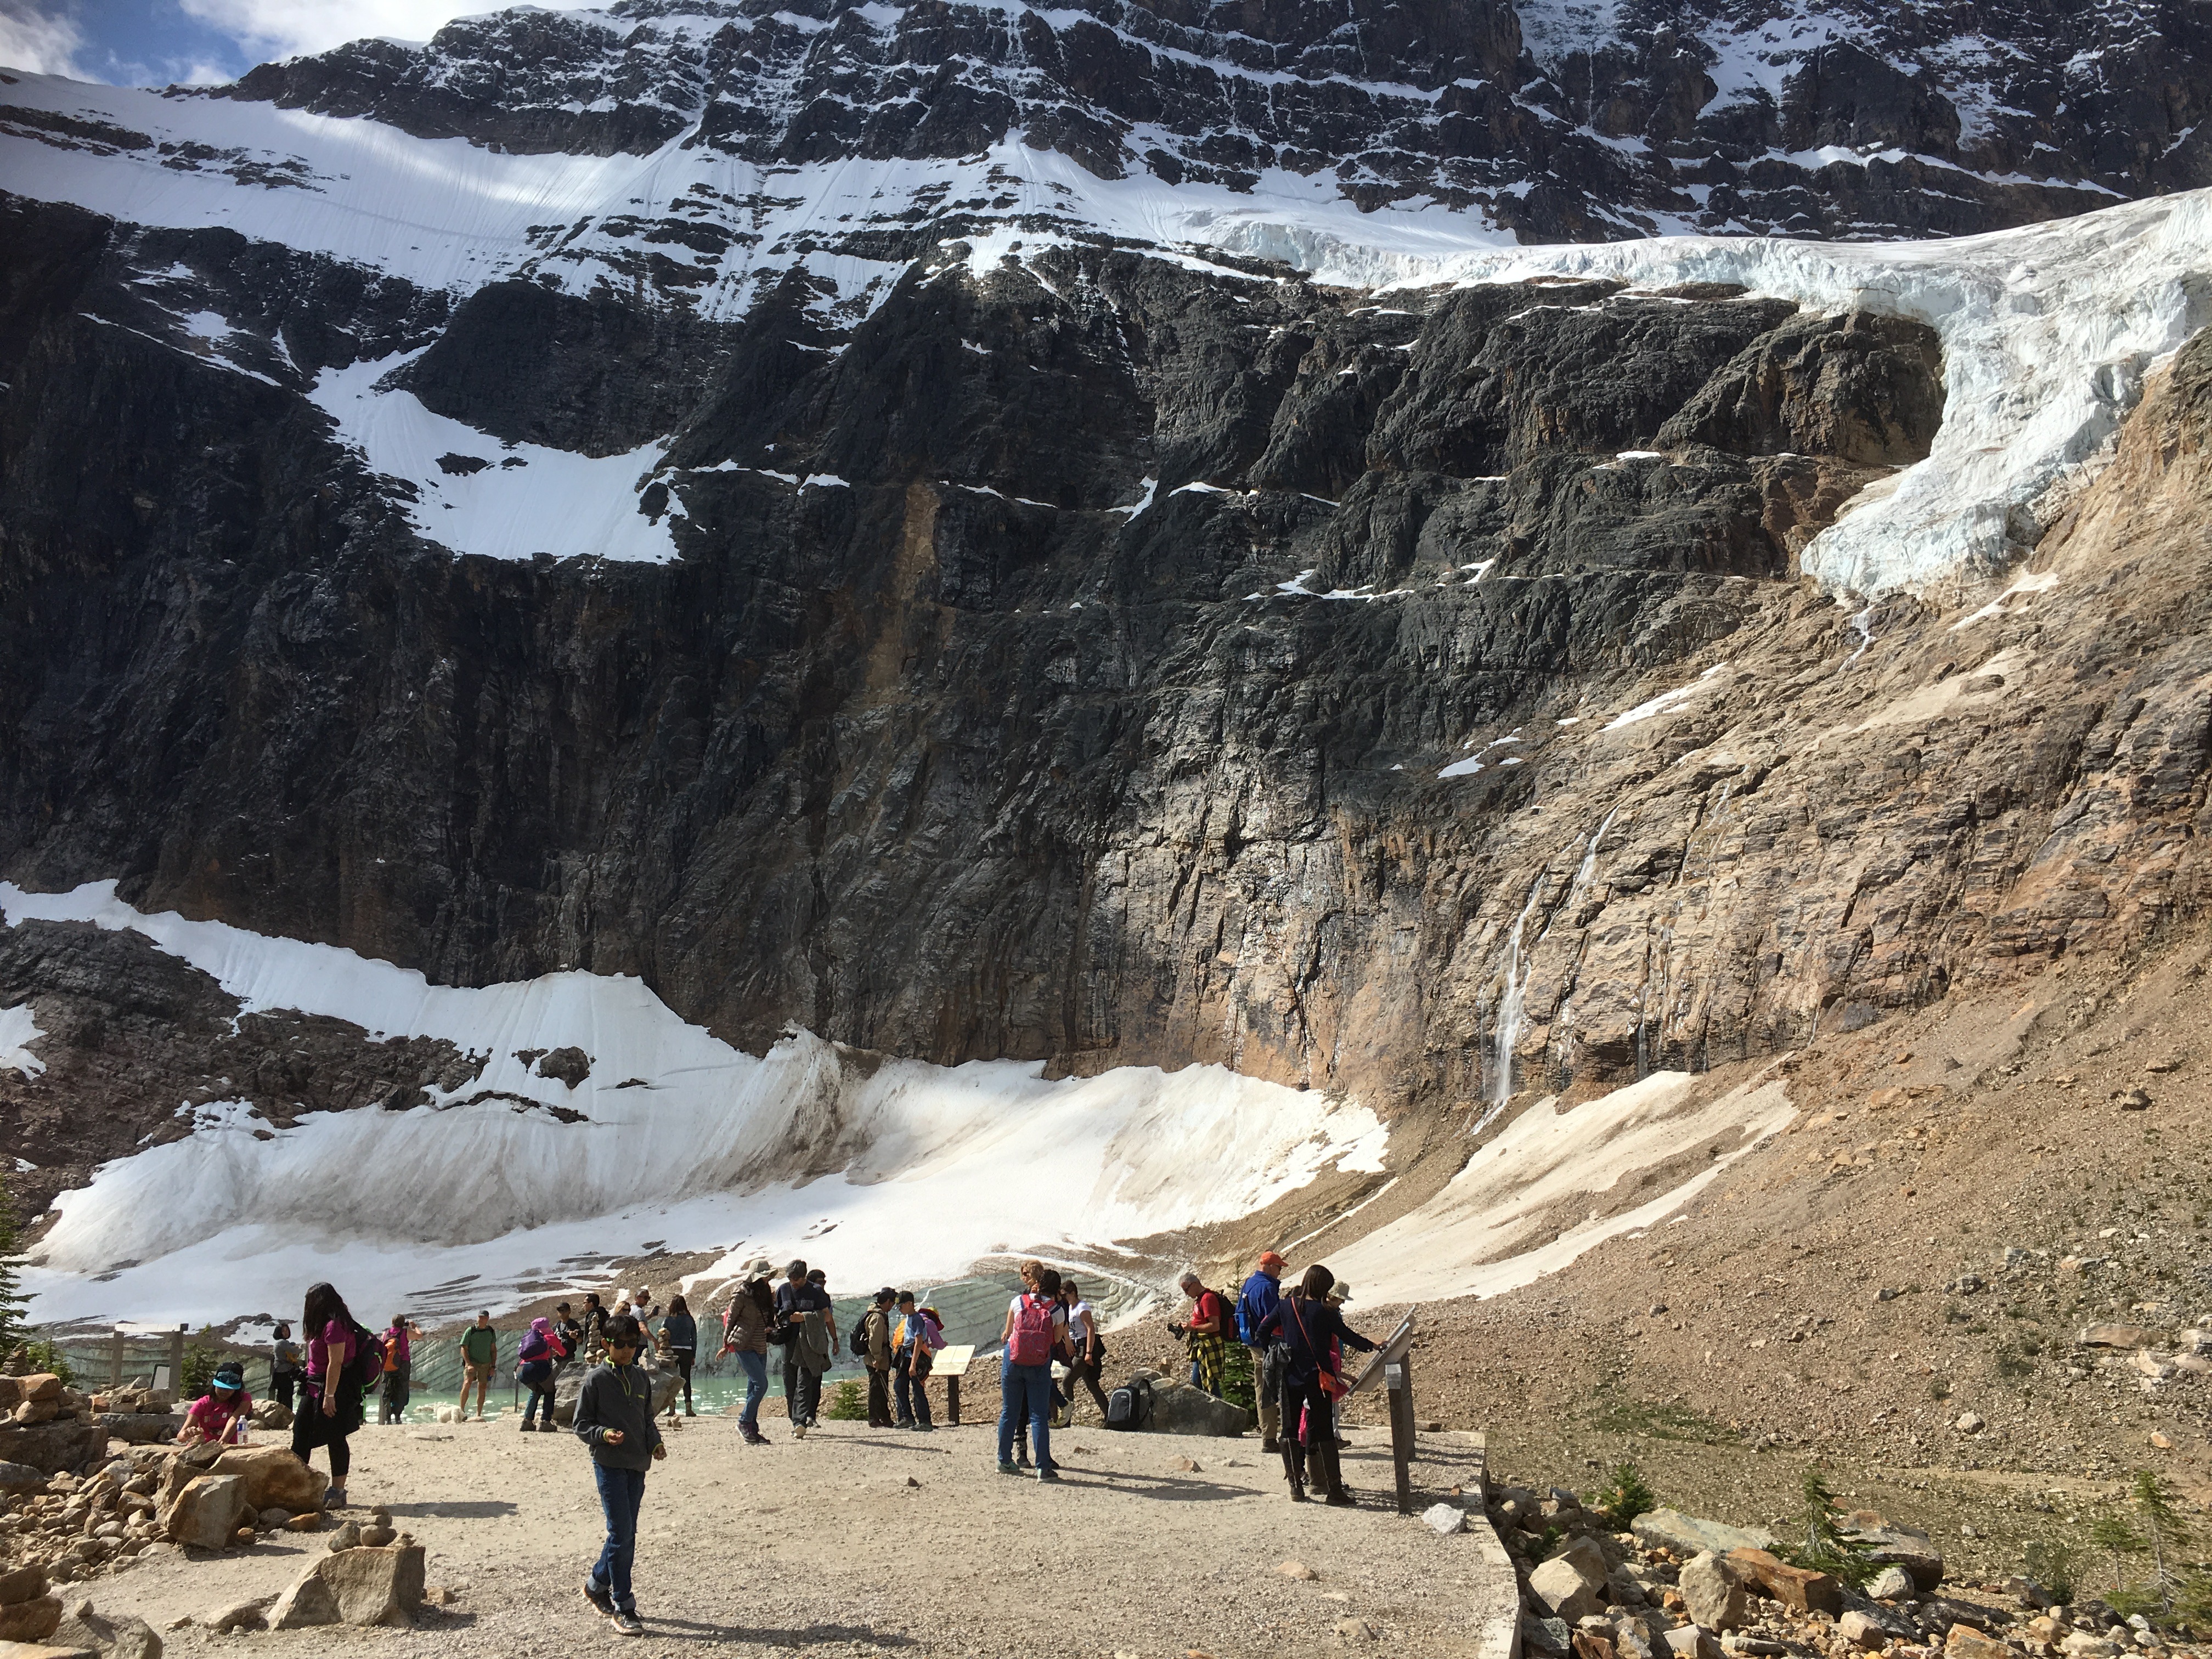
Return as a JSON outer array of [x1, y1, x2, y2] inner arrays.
[[850, 1310, 874, 1360], [341, 1318, 385, 1389], [1007, 1293, 1057, 1366]]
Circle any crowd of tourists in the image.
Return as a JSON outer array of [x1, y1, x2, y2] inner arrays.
[[170, 1247, 1374, 1638]]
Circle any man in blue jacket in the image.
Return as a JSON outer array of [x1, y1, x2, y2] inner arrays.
[[1238, 1250, 1286, 1452]]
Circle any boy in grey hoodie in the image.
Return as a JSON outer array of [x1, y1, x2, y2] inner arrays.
[[574, 1313, 664, 1635]]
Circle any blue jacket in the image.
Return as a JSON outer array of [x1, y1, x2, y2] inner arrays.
[[1237, 1271, 1282, 1345]]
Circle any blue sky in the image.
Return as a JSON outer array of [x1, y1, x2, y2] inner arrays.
[[0, 0, 605, 86]]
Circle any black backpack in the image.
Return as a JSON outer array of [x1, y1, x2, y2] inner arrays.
[[340, 1317, 385, 1389], [1105, 1375, 1151, 1431], [849, 1310, 874, 1359]]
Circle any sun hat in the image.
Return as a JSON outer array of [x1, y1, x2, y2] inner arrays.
[[211, 1362, 244, 1393]]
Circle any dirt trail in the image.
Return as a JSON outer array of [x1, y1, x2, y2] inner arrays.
[[91, 1413, 1503, 1657]]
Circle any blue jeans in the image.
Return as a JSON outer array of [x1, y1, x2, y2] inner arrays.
[[590, 1464, 646, 1614], [895, 1363, 933, 1427], [519, 1361, 553, 1427], [997, 1361, 1052, 1466], [733, 1350, 768, 1428]]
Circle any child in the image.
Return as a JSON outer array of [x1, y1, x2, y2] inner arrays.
[[178, 1362, 252, 1446], [573, 1313, 663, 1636]]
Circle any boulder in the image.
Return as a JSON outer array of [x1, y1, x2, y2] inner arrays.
[[1613, 1616, 1657, 1659], [1663, 1628, 1721, 1659], [2078, 1324, 2154, 1349], [1135, 1379, 1248, 1438], [1839, 1612, 1888, 1649], [325, 1520, 361, 1552], [1726, 1548, 1842, 1615], [207, 1446, 326, 1514], [0, 1424, 108, 1477], [0, 1568, 48, 1607], [1539, 1557, 1610, 1628], [1679, 1554, 1754, 1633], [200, 1598, 268, 1634], [0, 1643, 100, 1659], [19, 1377, 63, 1405], [1843, 1519, 1944, 1592], [0, 1595, 63, 1643], [1866, 1567, 1915, 1601], [94, 1415, 184, 1446], [1945, 1626, 2011, 1659], [1423, 1502, 1465, 1536], [2059, 1634, 2119, 1658], [52, 1601, 162, 1659], [163, 1475, 250, 1551], [0, 1462, 44, 1493], [1633, 1509, 1781, 1558], [1523, 1616, 1572, 1656], [551, 1359, 680, 1429], [267, 1571, 341, 1630], [311, 1543, 425, 1626]]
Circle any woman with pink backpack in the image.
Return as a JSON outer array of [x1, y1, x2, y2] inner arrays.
[[996, 1260, 1066, 1481]]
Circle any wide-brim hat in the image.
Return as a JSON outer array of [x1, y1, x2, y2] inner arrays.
[[1327, 1282, 1352, 1304]]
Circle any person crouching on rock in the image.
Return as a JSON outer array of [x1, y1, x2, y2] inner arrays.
[[178, 1362, 252, 1447], [1252, 1263, 1375, 1507], [575, 1313, 663, 1638], [517, 1316, 567, 1432]]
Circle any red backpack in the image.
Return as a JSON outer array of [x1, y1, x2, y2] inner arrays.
[[1008, 1294, 1058, 1365]]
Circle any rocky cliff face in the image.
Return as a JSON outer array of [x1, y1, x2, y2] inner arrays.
[[1, 5, 2210, 1260]]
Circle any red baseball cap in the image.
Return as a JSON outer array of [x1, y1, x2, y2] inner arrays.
[[1258, 1251, 1286, 1270]]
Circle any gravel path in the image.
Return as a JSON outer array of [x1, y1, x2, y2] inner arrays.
[[88, 1411, 1505, 1656]]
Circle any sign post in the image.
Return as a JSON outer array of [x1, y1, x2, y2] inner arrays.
[[934, 1344, 977, 1427], [1346, 1307, 1420, 1517]]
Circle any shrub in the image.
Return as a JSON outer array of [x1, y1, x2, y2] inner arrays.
[[823, 1379, 866, 1421], [1220, 1341, 1256, 1415], [1594, 1461, 1657, 1530], [2024, 1539, 2077, 1606], [1780, 1467, 1877, 1588]]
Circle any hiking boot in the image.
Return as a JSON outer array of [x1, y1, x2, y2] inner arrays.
[[1015, 1453, 1032, 1469], [518, 1422, 536, 1433], [1280, 1442, 1307, 1503], [997, 1459, 1022, 1476], [1261, 1437, 1280, 1454], [323, 1487, 348, 1509], [611, 1610, 646, 1636], [740, 1425, 767, 1446], [583, 1581, 615, 1617], [1037, 1466, 1062, 1481]]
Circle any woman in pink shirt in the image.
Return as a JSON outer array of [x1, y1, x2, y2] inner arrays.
[[178, 1363, 251, 1447], [289, 1282, 366, 1509]]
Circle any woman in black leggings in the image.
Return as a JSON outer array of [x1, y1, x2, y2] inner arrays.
[[1059, 1279, 1111, 1423], [1252, 1263, 1376, 1506], [290, 1281, 366, 1509]]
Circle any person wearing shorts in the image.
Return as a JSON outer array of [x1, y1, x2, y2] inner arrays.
[[459, 1311, 499, 1420]]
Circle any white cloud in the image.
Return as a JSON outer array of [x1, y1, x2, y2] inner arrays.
[[0, 0, 89, 75], [176, 0, 608, 63]]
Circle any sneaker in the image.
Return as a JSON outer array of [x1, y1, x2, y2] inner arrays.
[[741, 1425, 767, 1446], [583, 1581, 615, 1617], [323, 1488, 348, 1510], [519, 1422, 536, 1434], [997, 1460, 1022, 1476], [1037, 1466, 1062, 1482], [913, 1423, 935, 1433], [792, 1422, 807, 1440], [611, 1610, 645, 1636]]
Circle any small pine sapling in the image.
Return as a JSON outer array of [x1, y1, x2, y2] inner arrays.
[[2131, 1469, 2195, 1613], [1595, 1461, 1658, 1530], [1783, 1466, 1878, 1588], [2090, 1512, 2146, 1598]]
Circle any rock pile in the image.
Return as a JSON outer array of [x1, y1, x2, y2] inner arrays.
[[86, 1388, 184, 1448], [0, 1374, 110, 1476], [1494, 1486, 2212, 1659]]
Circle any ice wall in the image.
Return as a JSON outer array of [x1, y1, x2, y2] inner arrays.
[[1, 882, 1386, 1329]]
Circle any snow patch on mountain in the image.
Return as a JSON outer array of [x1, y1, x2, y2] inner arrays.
[[309, 352, 681, 563], [1, 882, 1388, 1329], [1329, 1071, 1795, 1305], [0, 1002, 44, 1081]]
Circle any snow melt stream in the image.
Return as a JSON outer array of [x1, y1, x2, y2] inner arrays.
[[0, 883, 1386, 1330]]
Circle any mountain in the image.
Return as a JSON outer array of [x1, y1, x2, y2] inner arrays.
[[1, 2, 2210, 1334]]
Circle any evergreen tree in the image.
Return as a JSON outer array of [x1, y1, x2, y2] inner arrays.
[[0, 1170, 29, 1359], [2131, 1469, 2194, 1612], [2090, 1513, 2146, 1596], [1785, 1467, 1877, 1587]]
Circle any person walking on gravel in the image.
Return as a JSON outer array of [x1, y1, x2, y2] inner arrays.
[[1253, 1263, 1376, 1506], [719, 1270, 775, 1444], [658, 1295, 697, 1419], [997, 1259, 1065, 1481], [1172, 1272, 1231, 1398], [458, 1311, 499, 1421], [1238, 1251, 1286, 1451], [290, 1281, 370, 1510], [269, 1322, 303, 1418], [575, 1313, 664, 1637], [892, 1290, 941, 1431], [1059, 1278, 1109, 1424], [861, 1287, 898, 1428]]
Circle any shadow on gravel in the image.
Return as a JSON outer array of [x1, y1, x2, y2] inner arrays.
[[379, 1499, 520, 1517], [649, 1617, 916, 1647]]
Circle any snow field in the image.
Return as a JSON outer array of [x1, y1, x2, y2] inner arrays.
[[1327, 1071, 1796, 1305], [0, 882, 1386, 1329]]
